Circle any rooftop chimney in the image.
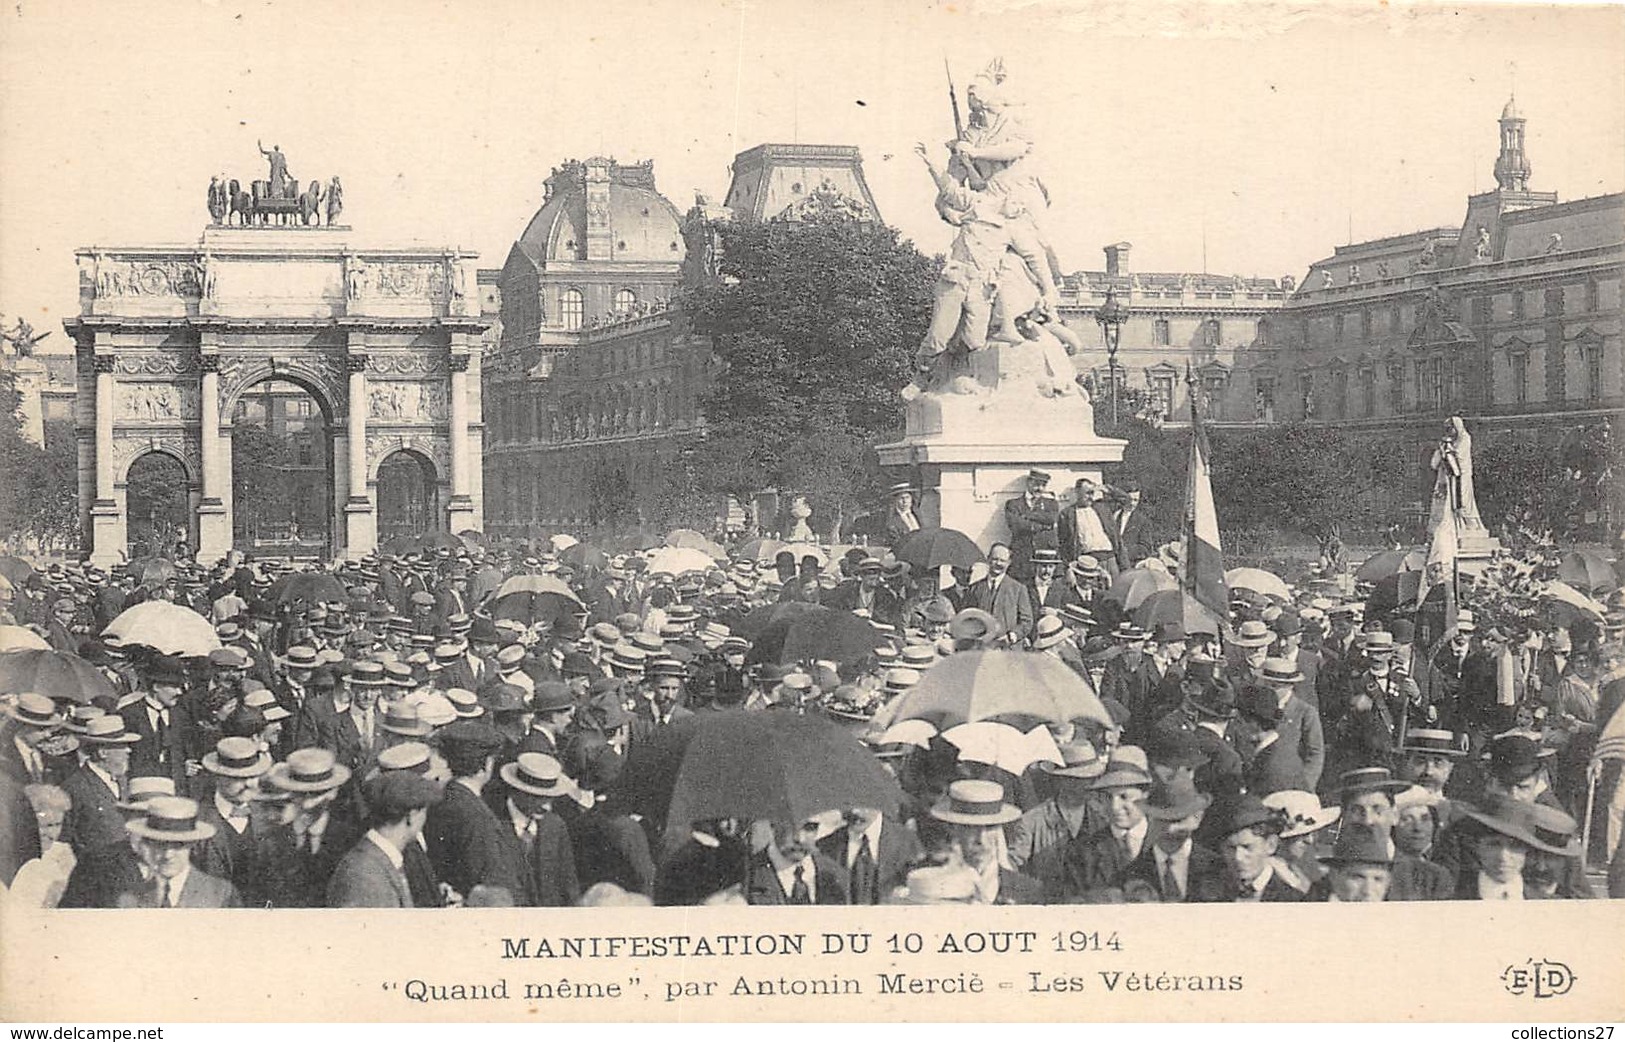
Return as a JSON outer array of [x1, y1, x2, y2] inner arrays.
[[1104, 242, 1132, 277]]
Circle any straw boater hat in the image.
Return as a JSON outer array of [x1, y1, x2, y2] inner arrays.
[[81, 715, 141, 745], [891, 862, 979, 904], [268, 747, 352, 793], [381, 702, 434, 738], [201, 736, 272, 779], [116, 776, 177, 812], [928, 779, 1022, 827], [500, 752, 574, 798], [446, 688, 484, 719], [1032, 614, 1070, 650], [7, 692, 65, 729], [1401, 728, 1469, 758], [1111, 621, 1150, 643], [127, 796, 217, 844], [1261, 790, 1341, 838], [62, 704, 108, 735], [376, 742, 434, 775], [1331, 766, 1410, 800], [1260, 657, 1305, 687]]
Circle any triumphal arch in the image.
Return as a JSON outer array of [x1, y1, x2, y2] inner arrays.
[[65, 151, 485, 566]]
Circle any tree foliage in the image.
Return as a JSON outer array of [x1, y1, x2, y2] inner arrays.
[[681, 212, 938, 537], [0, 372, 79, 552], [1474, 418, 1622, 545]]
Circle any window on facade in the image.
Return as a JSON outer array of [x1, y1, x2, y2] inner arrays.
[[1205, 318, 1222, 347], [1330, 370, 1348, 419], [1414, 361, 1426, 410], [1512, 292, 1525, 321], [1152, 318, 1170, 346], [1390, 305, 1402, 334], [614, 289, 637, 314], [297, 440, 312, 467], [1360, 310, 1372, 340], [1333, 314, 1345, 342], [560, 288, 584, 331], [1255, 377, 1276, 423], [1203, 376, 1225, 420], [1585, 345, 1604, 400], [1429, 359, 1444, 411], [1511, 353, 1529, 404], [1586, 280, 1600, 312], [1360, 370, 1376, 417], [1150, 375, 1174, 415]]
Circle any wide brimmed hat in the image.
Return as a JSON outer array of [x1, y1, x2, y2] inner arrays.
[[81, 715, 141, 745], [1087, 754, 1154, 791], [1262, 790, 1341, 838], [1332, 766, 1410, 800], [1042, 740, 1106, 780], [1142, 775, 1211, 821], [127, 796, 217, 844], [1401, 728, 1469, 758], [202, 736, 272, 778], [501, 752, 574, 798], [1260, 657, 1304, 686], [268, 748, 352, 793], [1458, 796, 1577, 857], [6, 692, 64, 729], [947, 608, 1004, 645], [1318, 823, 1394, 867], [116, 776, 177, 811], [1228, 620, 1274, 648], [1206, 793, 1286, 839], [928, 779, 1021, 826]]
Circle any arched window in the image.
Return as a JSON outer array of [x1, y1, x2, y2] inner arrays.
[[614, 288, 637, 314], [560, 288, 584, 331]]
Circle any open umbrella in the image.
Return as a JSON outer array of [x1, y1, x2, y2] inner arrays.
[[661, 710, 902, 851], [892, 527, 985, 571], [609, 530, 661, 552], [0, 625, 50, 653], [735, 537, 788, 564], [645, 546, 719, 577], [665, 528, 727, 559], [779, 543, 828, 568], [1104, 565, 1178, 611], [267, 572, 349, 607], [0, 648, 116, 705], [887, 649, 1114, 730], [0, 556, 33, 585], [1133, 588, 1226, 637], [1355, 549, 1424, 584], [734, 600, 824, 641], [1225, 567, 1292, 602], [468, 564, 507, 605], [454, 529, 489, 549], [491, 573, 584, 627], [1555, 550, 1619, 595], [1540, 580, 1608, 625], [559, 542, 609, 570], [942, 721, 1063, 776], [746, 606, 885, 666], [102, 600, 221, 657], [128, 557, 177, 588]]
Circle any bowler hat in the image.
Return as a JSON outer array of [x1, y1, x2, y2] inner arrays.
[[127, 796, 217, 844], [1205, 793, 1286, 839], [1238, 684, 1283, 727], [479, 681, 529, 715], [1149, 620, 1186, 644], [928, 779, 1021, 826], [433, 720, 505, 759], [1483, 734, 1552, 784], [530, 682, 575, 714]]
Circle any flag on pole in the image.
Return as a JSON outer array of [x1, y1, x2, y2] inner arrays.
[[1183, 365, 1228, 619], [1416, 487, 1459, 651]]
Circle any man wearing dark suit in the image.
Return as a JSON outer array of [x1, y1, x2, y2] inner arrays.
[[191, 737, 273, 902], [1209, 794, 1305, 902], [746, 818, 850, 905], [63, 717, 140, 855], [293, 669, 371, 775], [434, 641, 480, 694], [424, 722, 524, 903], [116, 796, 242, 908], [328, 772, 442, 908], [44, 598, 80, 653], [1042, 758, 1154, 902], [256, 748, 359, 907], [968, 543, 1035, 645], [492, 753, 581, 907], [1154, 679, 1249, 801], [119, 659, 194, 789], [57, 777, 173, 907], [1025, 549, 1072, 615], [1002, 470, 1060, 581], [1108, 482, 1156, 571], [816, 809, 920, 905], [823, 560, 900, 621]]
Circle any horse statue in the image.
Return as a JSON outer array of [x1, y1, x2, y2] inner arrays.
[[299, 179, 325, 225], [227, 179, 255, 226]]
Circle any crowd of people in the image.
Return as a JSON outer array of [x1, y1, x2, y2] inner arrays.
[[2, 502, 1622, 909]]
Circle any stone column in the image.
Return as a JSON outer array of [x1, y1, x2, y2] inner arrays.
[[445, 351, 477, 533], [88, 353, 123, 567], [342, 351, 376, 558], [195, 352, 231, 563]]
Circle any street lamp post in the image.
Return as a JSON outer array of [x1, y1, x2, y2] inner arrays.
[[1094, 286, 1129, 426]]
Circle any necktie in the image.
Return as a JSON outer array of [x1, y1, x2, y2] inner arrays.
[[851, 834, 877, 905], [789, 864, 811, 905], [157, 878, 173, 908], [1117, 830, 1133, 861], [1160, 858, 1182, 900]]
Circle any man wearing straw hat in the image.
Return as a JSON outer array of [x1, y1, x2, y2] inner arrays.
[[118, 796, 241, 907], [258, 747, 356, 907], [57, 776, 175, 907], [925, 779, 1042, 905], [62, 715, 141, 855], [193, 736, 273, 900]]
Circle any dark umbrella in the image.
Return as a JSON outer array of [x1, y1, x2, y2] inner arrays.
[[747, 606, 885, 666], [0, 648, 117, 705], [1133, 589, 1225, 637], [733, 600, 824, 641], [559, 542, 610, 570], [613, 710, 901, 854], [892, 527, 985, 570], [418, 531, 464, 551], [454, 529, 489, 549], [1555, 550, 1619, 595], [1354, 549, 1424, 584], [267, 572, 350, 607], [380, 534, 419, 555], [468, 565, 506, 605], [609, 530, 661, 552], [0, 556, 33, 585], [128, 557, 177, 587], [491, 574, 584, 627]]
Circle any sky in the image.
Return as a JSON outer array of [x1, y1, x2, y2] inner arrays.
[[1, 0, 1622, 348]]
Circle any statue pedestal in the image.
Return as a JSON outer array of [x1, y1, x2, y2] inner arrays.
[[196, 499, 231, 565], [878, 343, 1126, 549], [343, 498, 376, 560], [1455, 529, 1504, 568]]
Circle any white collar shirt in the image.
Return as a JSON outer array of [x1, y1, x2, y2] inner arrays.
[[1152, 838, 1193, 896], [1112, 816, 1150, 860], [1477, 873, 1524, 900], [767, 844, 816, 902], [843, 817, 884, 870], [364, 828, 405, 872], [215, 789, 250, 833]]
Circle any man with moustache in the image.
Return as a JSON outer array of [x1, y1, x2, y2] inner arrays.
[[746, 816, 849, 905]]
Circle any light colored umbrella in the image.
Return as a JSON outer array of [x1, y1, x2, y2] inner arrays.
[[1541, 581, 1607, 620], [1225, 567, 1292, 601], [943, 721, 1063, 776], [102, 600, 221, 657], [0, 625, 50, 653], [550, 533, 580, 552], [887, 649, 1114, 730], [873, 718, 937, 749], [664, 528, 727, 559], [645, 546, 719, 576]]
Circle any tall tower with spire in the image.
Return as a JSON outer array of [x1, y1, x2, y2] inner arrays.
[[1493, 96, 1532, 191]]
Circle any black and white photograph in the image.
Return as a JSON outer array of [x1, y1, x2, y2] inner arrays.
[[0, 0, 1622, 1026]]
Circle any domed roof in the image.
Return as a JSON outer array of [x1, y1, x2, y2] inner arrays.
[[1501, 96, 1521, 121], [515, 159, 685, 267]]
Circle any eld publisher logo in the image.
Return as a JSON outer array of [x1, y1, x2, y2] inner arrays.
[[1501, 959, 1577, 999]]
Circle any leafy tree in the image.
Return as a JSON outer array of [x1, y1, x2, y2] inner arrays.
[[681, 210, 938, 539], [231, 423, 295, 542], [0, 371, 80, 552]]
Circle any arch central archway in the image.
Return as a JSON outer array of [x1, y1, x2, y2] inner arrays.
[[229, 378, 335, 559], [375, 449, 441, 546], [124, 450, 193, 560]]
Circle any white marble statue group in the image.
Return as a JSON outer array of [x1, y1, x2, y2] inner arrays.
[[910, 58, 1083, 399]]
